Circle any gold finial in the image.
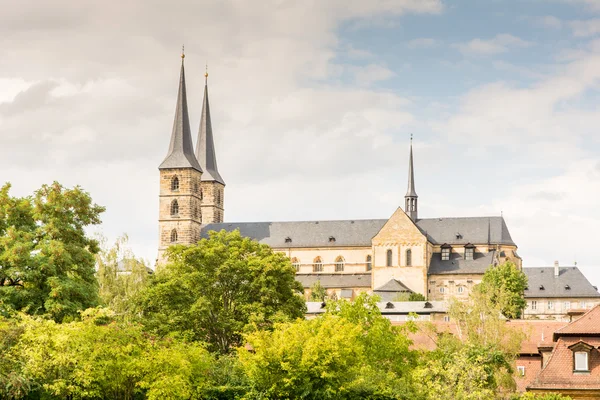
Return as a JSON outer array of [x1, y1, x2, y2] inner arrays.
[[181, 45, 185, 59], [205, 64, 208, 79]]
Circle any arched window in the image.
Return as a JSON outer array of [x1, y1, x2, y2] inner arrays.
[[291, 257, 300, 272], [170, 200, 179, 216], [313, 257, 323, 272], [334, 256, 344, 272], [171, 176, 179, 191], [386, 249, 393, 267], [366, 255, 372, 271], [170, 229, 177, 243], [406, 248, 412, 267]]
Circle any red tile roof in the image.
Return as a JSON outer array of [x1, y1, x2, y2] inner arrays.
[[554, 305, 600, 339]]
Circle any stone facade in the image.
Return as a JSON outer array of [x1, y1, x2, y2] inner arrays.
[[200, 181, 224, 224]]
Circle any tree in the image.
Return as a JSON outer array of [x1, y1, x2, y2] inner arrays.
[[409, 293, 426, 301], [136, 229, 306, 354], [0, 182, 105, 322], [96, 234, 150, 318], [477, 261, 528, 319], [239, 294, 417, 399], [309, 280, 326, 301]]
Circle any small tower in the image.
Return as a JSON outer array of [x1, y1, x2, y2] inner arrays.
[[195, 68, 225, 224], [405, 136, 418, 221], [157, 51, 204, 265]]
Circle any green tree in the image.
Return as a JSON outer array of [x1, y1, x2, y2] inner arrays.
[[136, 229, 306, 354], [240, 294, 417, 399], [96, 234, 150, 318], [309, 280, 326, 301], [408, 293, 426, 301], [477, 261, 528, 319], [517, 393, 572, 400], [0, 182, 104, 322]]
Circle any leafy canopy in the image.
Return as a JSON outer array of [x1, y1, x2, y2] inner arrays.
[[0, 182, 104, 321], [477, 261, 528, 319], [136, 229, 306, 354]]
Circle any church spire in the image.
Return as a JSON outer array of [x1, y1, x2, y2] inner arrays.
[[405, 135, 418, 220], [159, 52, 203, 172], [195, 67, 225, 185]]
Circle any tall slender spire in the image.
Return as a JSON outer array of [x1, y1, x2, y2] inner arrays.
[[405, 135, 418, 220], [159, 52, 203, 172], [195, 67, 225, 185]]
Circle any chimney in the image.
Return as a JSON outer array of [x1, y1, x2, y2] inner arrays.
[[554, 260, 559, 277]]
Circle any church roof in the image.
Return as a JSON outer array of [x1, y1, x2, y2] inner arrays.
[[524, 267, 600, 299], [295, 273, 372, 289], [159, 59, 203, 172], [406, 140, 417, 197], [195, 80, 225, 184], [428, 250, 497, 275], [200, 216, 515, 248]]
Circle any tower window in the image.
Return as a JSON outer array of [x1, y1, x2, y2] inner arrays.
[[366, 255, 372, 271], [193, 181, 199, 194], [171, 176, 179, 191], [406, 248, 412, 267], [291, 257, 300, 272], [170, 200, 179, 216], [386, 249, 393, 267], [170, 229, 177, 243], [313, 257, 323, 273], [335, 256, 344, 272], [441, 246, 451, 261], [217, 190, 221, 205], [200, 188, 203, 200]]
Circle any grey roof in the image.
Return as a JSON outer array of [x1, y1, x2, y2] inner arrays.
[[200, 216, 515, 248], [295, 273, 372, 289], [406, 140, 417, 197], [374, 279, 413, 293], [428, 250, 496, 275], [195, 81, 225, 185], [524, 267, 600, 299], [306, 301, 447, 315], [159, 60, 203, 172]]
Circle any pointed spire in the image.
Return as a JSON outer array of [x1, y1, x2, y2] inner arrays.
[[405, 135, 418, 220], [159, 53, 203, 172], [195, 67, 225, 185]]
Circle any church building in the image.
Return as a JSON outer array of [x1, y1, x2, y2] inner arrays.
[[157, 54, 523, 301]]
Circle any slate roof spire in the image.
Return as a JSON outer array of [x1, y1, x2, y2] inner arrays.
[[159, 51, 203, 172], [405, 135, 418, 220], [195, 66, 225, 185]]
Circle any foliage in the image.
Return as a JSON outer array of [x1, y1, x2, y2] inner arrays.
[[516, 393, 572, 400], [0, 182, 104, 322], [477, 261, 528, 319], [0, 317, 30, 399], [309, 280, 326, 301], [408, 293, 426, 301], [135, 229, 306, 354], [239, 294, 417, 399], [96, 234, 150, 318]]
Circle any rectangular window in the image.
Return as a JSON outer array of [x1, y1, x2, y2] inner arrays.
[[564, 301, 571, 310], [548, 301, 553, 310], [517, 366, 525, 376], [575, 351, 589, 371], [443, 316, 450, 322], [531, 301, 537, 310], [464, 247, 474, 261], [580, 301, 586, 309], [441, 248, 450, 261]]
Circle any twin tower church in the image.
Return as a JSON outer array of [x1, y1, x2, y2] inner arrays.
[[158, 54, 521, 302]]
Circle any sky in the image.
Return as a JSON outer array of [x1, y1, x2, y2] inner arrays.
[[1, 0, 600, 287]]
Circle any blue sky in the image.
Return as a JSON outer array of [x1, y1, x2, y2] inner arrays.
[[1, 0, 600, 287]]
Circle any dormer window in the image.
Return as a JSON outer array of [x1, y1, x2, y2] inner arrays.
[[464, 244, 475, 261], [565, 285, 571, 290], [329, 236, 336, 243], [569, 342, 593, 372], [385, 302, 394, 309], [441, 245, 451, 261], [539, 285, 545, 290], [285, 237, 292, 244]]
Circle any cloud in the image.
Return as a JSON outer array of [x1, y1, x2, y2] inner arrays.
[[569, 19, 600, 36], [455, 34, 533, 55], [406, 38, 439, 48]]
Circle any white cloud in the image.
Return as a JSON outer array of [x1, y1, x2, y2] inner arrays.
[[455, 34, 533, 55], [407, 37, 439, 48], [569, 18, 600, 36]]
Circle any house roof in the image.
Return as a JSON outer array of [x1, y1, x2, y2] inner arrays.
[[524, 267, 600, 299], [305, 301, 447, 315], [200, 216, 515, 248], [295, 273, 372, 289], [428, 250, 496, 275], [554, 305, 600, 339]]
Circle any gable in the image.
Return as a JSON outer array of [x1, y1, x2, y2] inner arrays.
[[372, 207, 427, 245]]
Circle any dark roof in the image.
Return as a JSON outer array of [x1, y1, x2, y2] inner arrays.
[[524, 267, 600, 299], [305, 301, 447, 315], [159, 60, 203, 172], [373, 279, 413, 302], [295, 273, 371, 289], [201, 216, 515, 248], [195, 82, 225, 185], [428, 251, 496, 275], [406, 141, 417, 197]]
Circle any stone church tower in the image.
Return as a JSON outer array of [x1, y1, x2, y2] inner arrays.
[[195, 71, 225, 224], [157, 54, 205, 264]]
